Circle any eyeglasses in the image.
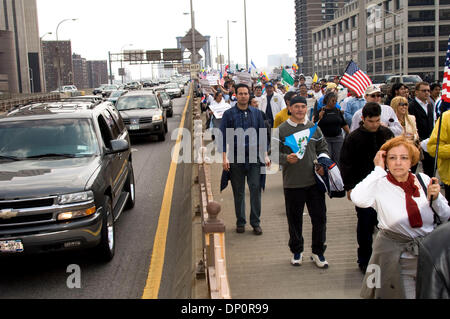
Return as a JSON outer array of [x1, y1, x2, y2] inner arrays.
[[369, 94, 382, 98], [398, 103, 408, 106]]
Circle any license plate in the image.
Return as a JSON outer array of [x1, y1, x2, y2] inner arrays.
[[0, 240, 24, 253], [129, 124, 140, 130]]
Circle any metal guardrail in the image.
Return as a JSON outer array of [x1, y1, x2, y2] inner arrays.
[[0, 93, 61, 113], [192, 96, 231, 299]]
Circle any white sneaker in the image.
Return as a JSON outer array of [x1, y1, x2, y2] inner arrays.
[[311, 253, 329, 269], [291, 253, 303, 266]]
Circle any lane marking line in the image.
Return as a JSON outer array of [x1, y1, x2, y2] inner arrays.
[[141, 87, 192, 299]]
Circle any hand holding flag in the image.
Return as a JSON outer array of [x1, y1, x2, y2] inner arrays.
[[283, 123, 319, 160]]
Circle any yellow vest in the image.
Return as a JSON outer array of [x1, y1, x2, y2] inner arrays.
[[274, 108, 290, 128], [427, 111, 450, 185]]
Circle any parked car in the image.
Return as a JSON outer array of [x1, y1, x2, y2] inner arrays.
[[156, 90, 173, 117], [52, 85, 78, 93], [164, 83, 182, 98], [0, 99, 135, 261], [371, 74, 396, 90], [101, 84, 119, 98], [142, 81, 156, 88], [175, 81, 185, 95], [324, 75, 340, 82], [380, 74, 423, 96], [115, 90, 168, 141], [93, 84, 108, 95], [107, 90, 128, 105], [125, 82, 141, 90]]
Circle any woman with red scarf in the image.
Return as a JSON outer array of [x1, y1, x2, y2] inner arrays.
[[350, 136, 450, 299]]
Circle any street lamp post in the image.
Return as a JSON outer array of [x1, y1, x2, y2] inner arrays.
[[243, 0, 249, 70], [190, 0, 197, 64], [56, 18, 77, 91], [227, 20, 237, 68]]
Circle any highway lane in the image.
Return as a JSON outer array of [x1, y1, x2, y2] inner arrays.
[[0, 90, 193, 299]]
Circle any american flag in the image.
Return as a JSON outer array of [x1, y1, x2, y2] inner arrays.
[[440, 36, 450, 115], [340, 61, 373, 98]]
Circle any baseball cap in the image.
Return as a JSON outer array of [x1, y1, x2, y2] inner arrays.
[[326, 82, 337, 90], [265, 82, 274, 87], [365, 85, 381, 96]]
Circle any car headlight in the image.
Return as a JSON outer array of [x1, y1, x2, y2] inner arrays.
[[58, 191, 94, 205], [57, 206, 97, 221], [152, 114, 163, 121]]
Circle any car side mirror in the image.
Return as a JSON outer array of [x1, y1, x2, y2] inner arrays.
[[107, 139, 129, 154]]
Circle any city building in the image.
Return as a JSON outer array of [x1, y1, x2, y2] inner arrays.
[[42, 40, 73, 91], [87, 60, 108, 89], [0, 0, 43, 93], [311, 0, 448, 82], [72, 53, 89, 90], [295, 0, 347, 76]]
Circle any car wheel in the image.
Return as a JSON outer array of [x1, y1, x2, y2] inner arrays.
[[158, 130, 166, 142], [95, 196, 115, 262], [124, 163, 135, 209], [168, 110, 173, 118]]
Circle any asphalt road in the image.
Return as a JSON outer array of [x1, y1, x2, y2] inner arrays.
[[0, 91, 193, 299]]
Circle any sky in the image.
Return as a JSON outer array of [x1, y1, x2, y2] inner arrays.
[[36, 0, 296, 79]]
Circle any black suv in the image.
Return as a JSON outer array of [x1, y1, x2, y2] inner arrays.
[[0, 100, 135, 261], [116, 90, 168, 141]]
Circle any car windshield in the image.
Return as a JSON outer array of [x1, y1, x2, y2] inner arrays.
[[165, 84, 178, 89], [160, 92, 170, 101], [116, 95, 159, 110], [110, 91, 125, 98], [104, 86, 117, 90], [403, 76, 422, 83], [0, 119, 99, 160]]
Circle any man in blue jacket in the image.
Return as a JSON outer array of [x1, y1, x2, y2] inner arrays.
[[219, 83, 271, 235]]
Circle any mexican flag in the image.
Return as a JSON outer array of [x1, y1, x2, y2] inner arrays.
[[281, 68, 294, 88]]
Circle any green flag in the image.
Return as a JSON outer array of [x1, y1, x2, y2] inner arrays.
[[281, 69, 294, 87]]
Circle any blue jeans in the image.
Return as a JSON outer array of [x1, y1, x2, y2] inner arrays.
[[229, 163, 262, 228]]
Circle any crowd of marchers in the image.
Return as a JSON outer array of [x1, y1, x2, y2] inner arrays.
[[197, 72, 450, 299]]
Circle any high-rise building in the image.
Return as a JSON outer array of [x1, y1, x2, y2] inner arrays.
[[42, 40, 73, 91], [311, 0, 449, 82], [0, 0, 43, 93], [295, 0, 346, 76], [87, 60, 108, 89], [72, 53, 89, 90]]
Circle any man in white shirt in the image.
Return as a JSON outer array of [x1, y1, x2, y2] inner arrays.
[[260, 82, 287, 128], [350, 86, 403, 136], [308, 82, 323, 100], [289, 77, 300, 92], [253, 85, 264, 108]]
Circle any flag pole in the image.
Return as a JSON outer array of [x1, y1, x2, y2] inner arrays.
[[430, 111, 444, 210]]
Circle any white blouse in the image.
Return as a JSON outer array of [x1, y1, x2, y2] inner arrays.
[[351, 166, 450, 238]]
